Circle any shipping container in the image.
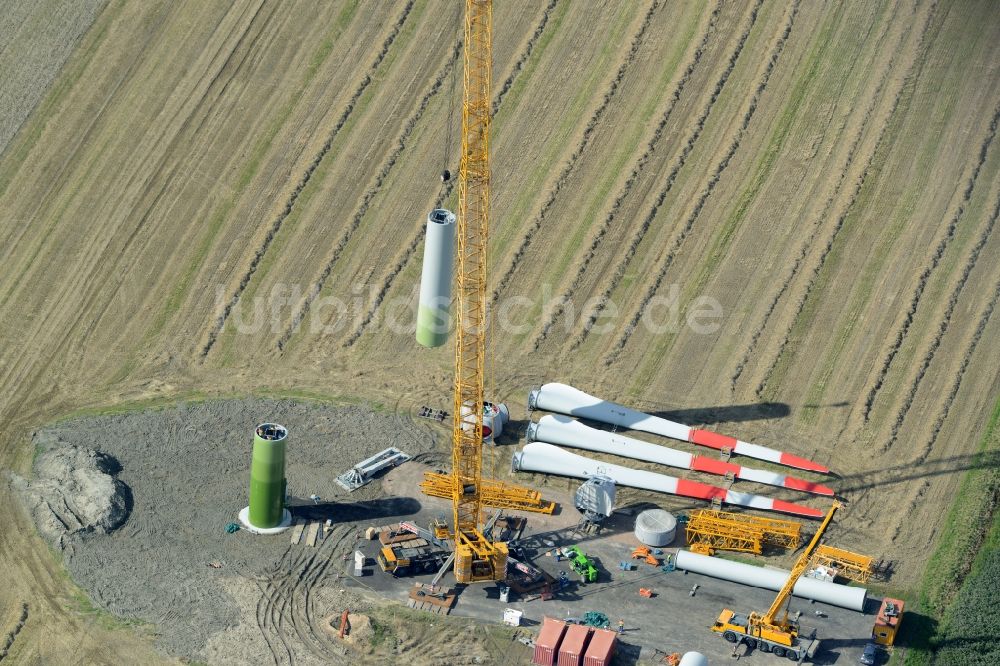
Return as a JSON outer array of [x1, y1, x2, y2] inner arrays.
[[557, 624, 592, 666], [533, 618, 567, 666], [582, 628, 617, 666]]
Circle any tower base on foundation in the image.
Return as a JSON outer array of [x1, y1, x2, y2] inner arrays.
[[238, 506, 293, 534]]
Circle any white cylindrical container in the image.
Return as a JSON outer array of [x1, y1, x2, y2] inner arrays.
[[674, 549, 867, 611], [461, 401, 509, 440], [678, 653, 708, 666], [416, 208, 456, 347], [634, 509, 677, 547]]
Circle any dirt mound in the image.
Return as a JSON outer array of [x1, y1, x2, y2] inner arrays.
[[10, 435, 129, 546]]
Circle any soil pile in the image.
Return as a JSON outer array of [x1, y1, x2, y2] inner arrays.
[[10, 435, 129, 546]]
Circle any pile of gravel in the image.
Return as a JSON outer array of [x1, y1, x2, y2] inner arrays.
[[10, 437, 129, 547], [12, 397, 439, 661]]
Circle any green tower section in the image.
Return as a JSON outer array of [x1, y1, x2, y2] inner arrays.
[[248, 423, 287, 528]]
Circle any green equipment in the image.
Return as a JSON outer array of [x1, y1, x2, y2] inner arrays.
[[583, 611, 610, 629], [565, 546, 598, 583]]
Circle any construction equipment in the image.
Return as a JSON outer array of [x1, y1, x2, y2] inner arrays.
[[582, 611, 611, 629], [398, 520, 449, 548], [711, 501, 841, 659], [337, 609, 349, 639], [445, 0, 507, 584], [685, 509, 802, 556], [377, 542, 447, 577], [872, 598, 904, 645], [432, 516, 450, 540], [810, 544, 874, 584], [631, 546, 662, 566], [421, 471, 555, 514], [563, 546, 598, 583]]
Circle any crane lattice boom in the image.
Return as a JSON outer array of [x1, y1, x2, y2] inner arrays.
[[451, 0, 506, 583]]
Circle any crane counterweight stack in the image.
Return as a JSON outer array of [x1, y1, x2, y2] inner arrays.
[[451, 0, 506, 583]]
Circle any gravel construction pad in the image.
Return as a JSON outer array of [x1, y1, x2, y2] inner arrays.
[[29, 398, 440, 660]]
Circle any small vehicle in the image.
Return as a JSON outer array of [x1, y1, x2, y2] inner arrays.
[[859, 643, 879, 665]]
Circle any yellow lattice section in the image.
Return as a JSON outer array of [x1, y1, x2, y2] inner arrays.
[[811, 544, 874, 583], [685, 509, 802, 555], [422, 471, 555, 514]]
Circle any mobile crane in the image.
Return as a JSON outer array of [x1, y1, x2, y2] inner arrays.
[[448, 0, 508, 584], [711, 501, 841, 660]]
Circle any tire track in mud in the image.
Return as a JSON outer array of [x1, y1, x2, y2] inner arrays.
[[604, 0, 797, 365], [200, 0, 416, 359], [254, 554, 294, 664], [276, 40, 462, 350], [881, 188, 1000, 453], [569, 1, 759, 352], [730, 2, 903, 391], [755, 2, 939, 399], [254, 526, 355, 664], [861, 103, 1000, 422], [493, 0, 668, 309], [334, 1, 563, 347]]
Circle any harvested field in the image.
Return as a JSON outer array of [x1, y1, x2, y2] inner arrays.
[[0, 0, 104, 156], [0, 0, 998, 663]]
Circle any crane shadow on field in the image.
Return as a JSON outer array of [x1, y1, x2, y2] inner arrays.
[[836, 450, 1000, 493]]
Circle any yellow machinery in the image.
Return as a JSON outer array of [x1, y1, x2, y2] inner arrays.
[[377, 543, 447, 577], [810, 544, 874, 584], [421, 472, 555, 514], [712, 501, 841, 658], [447, 0, 507, 584], [686, 509, 801, 556]]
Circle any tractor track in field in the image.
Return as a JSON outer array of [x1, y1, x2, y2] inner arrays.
[[730, 0, 904, 392], [0, 0, 275, 401], [492, 0, 666, 309], [916, 270, 1000, 462], [606, 0, 800, 365], [0, 603, 28, 662], [200, 0, 415, 359], [881, 187, 1000, 453], [861, 102, 1000, 423], [570, 0, 763, 352], [532, 3, 722, 351], [74, 0, 286, 353], [276, 39, 462, 350], [756, 1, 939, 399], [491, 0, 560, 116], [335, 0, 562, 347]]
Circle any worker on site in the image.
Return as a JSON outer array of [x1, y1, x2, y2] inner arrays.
[[617, 619, 625, 634]]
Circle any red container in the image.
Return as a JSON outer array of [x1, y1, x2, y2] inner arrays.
[[533, 618, 567, 666], [557, 624, 592, 666], [582, 628, 617, 666]]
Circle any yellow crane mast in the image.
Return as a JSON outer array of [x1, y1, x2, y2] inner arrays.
[[712, 501, 841, 658], [450, 0, 507, 584]]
